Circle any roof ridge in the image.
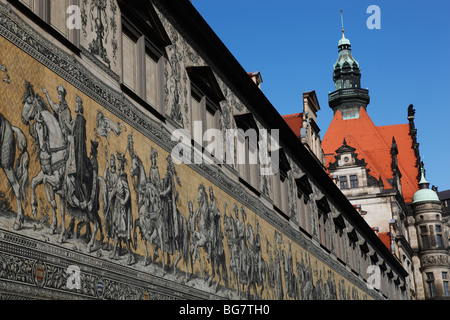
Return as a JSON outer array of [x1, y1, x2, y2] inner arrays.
[[359, 108, 391, 150], [282, 112, 302, 118], [376, 123, 409, 129]]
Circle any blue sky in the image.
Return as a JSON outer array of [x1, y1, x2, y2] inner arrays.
[[192, 0, 450, 191]]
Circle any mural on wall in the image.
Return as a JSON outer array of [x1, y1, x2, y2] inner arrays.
[[0, 8, 373, 300], [81, 0, 119, 70]]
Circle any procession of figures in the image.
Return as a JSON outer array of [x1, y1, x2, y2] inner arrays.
[[0, 79, 362, 299]]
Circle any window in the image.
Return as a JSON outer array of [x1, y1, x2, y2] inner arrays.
[[187, 67, 224, 163], [344, 79, 350, 88], [332, 213, 346, 263], [318, 210, 328, 248], [272, 150, 290, 214], [316, 196, 331, 250], [420, 225, 430, 250], [145, 51, 158, 107], [121, 21, 164, 115], [436, 225, 444, 248], [340, 176, 348, 189], [234, 113, 260, 191], [295, 175, 313, 235], [380, 270, 388, 296], [443, 272, 449, 297], [15, 0, 79, 46], [50, 0, 70, 37], [347, 227, 359, 273], [334, 227, 345, 262], [341, 107, 360, 120], [359, 240, 370, 281], [350, 175, 358, 188], [122, 30, 138, 91], [426, 272, 436, 297], [190, 89, 221, 160]]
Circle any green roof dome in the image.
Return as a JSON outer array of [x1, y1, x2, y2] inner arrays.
[[412, 168, 440, 204], [334, 33, 359, 69], [338, 36, 350, 47]]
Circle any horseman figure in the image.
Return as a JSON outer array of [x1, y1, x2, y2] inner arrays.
[[22, 81, 67, 240], [22, 81, 102, 248]]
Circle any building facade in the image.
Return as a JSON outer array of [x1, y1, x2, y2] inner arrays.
[[320, 28, 449, 300], [0, 0, 408, 300]]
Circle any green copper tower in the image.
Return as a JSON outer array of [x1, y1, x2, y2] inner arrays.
[[329, 10, 370, 119]]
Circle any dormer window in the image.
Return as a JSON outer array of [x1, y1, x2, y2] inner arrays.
[[339, 176, 349, 189], [234, 113, 260, 192], [49, 0, 70, 38], [295, 174, 313, 235], [121, 20, 164, 115], [272, 149, 291, 215], [188, 67, 225, 163], [350, 175, 358, 188], [15, 0, 80, 47], [119, 0, 171, 116], [341, 107, 360, 120]]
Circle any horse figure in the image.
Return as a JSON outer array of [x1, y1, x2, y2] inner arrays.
[[0, 112, 29, 230], [21, 81, 67, 242], [223, 206, 243, 294], [208, 202, 228, 292], [66, 140, 105, 252], [130, 154, 164, 266], [190, 184, 211, 280], [245, 223, 269, 298], [171, 205, 191, 282], [21, 81, 101, 249]]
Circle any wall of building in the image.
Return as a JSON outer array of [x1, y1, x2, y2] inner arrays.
[[0, 0, 408, 300]]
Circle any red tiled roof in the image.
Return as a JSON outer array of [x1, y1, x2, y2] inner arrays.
[[282, 113, 303, 138], [322, 107, 419, 202], [378, 232, 392, 251]]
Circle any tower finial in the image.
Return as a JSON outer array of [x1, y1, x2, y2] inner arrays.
[[340, 9, 345, 38]]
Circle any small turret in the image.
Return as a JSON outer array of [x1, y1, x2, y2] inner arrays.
[[329, 10, 370, 119], [412, 165, 440, 204]]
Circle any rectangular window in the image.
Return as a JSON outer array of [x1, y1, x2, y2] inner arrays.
[[349, 241, 358, 272], [344, 79, 350, 88], [145, 52, 158, 107], [122, 31, 138, 91], [297, 191, 312, 235], [121, 20, 163, 116], [340, 176, 348, 189], [443, 273, 449, 297], [204, 104, 221, 160], [272, 170, 284, 212], [437, 234, 443, 248], [191, 92, 203, 145], [50, 0, 70, 37], [361, 252, 369, 280], [420, 226, 430, 250], [436, 225, 443, 248], [350, 175, 358, 188], [421, 235, 430, 250], [318, 211, 328, 249], [342, 107, 360, 120], [335, 228, 345, 262], [426, 272, 436, 297]]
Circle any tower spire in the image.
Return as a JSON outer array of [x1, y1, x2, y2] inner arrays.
[[328, 12, 370, 117]]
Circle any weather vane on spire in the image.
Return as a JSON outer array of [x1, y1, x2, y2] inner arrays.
[[340, 9, 345, 38]]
